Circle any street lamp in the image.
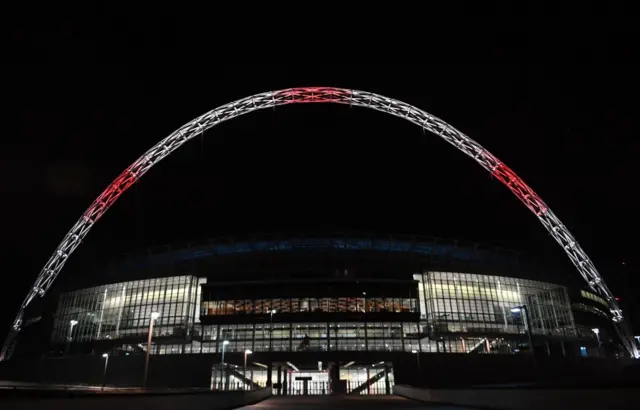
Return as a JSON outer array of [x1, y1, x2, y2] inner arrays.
[[244, 349, 253, 387], [511, 305, 537, 375], [102, 353, 109, 387], [221, 340, 230, 363], [143, 311, 160, 388], [66, 319, 78, 355], [411, 349, 420, 367], [69, 320, 78, 338], [592, 328, 601, 357]]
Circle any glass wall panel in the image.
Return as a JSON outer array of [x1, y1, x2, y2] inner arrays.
[[52, 275, 205, 344], [415, 271, 576, 337]]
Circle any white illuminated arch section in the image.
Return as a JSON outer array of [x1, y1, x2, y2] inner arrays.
[[2, 87, 637, 359]]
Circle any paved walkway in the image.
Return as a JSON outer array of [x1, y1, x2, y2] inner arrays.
[[239, 396, 481, 410]]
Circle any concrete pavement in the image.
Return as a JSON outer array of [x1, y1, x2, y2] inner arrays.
[[239, 396, 481, 410]]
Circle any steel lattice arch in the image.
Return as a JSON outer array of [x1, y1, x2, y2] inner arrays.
[[2, 87, 637, 359]]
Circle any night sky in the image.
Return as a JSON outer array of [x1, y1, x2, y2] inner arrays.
[[2, 56, 639, 340]]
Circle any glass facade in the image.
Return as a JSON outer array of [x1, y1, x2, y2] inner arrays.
[[195, 322, 412, 354], [52, 270, 582, 357], [201, 297, 418, 316], [414, 271, 576, 337], [52, 275, 205, 343]]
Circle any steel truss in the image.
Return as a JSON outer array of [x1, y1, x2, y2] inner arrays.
[[2, 87, 637, 359]]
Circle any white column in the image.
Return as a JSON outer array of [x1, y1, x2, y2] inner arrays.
[[115, 285, 126, 338], [96, 287, 108, 339], [497, 280, 508, 330]]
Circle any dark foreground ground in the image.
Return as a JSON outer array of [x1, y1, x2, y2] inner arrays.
[[240, 396, 480, 410]]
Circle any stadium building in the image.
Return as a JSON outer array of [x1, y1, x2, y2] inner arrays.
[[14, 233, 619, 394]]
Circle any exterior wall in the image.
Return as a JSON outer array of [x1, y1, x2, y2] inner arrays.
[[49, 270, 602, 358]]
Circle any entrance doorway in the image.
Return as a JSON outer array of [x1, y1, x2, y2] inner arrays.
[[285, 371, 329, 396], [271, 362, 394, 396], [211, 361, 394, 395]]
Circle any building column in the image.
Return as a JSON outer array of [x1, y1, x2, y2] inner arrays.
[[277, 365, 282, 395], [216, 324, 221, 353], [384, 363, 391, 395], [289, 322, 293, 352], [252, 323, 256, 352], [224, 365, 230, 391], [364, 308, 368, 351], [266, 361, 273, 386]]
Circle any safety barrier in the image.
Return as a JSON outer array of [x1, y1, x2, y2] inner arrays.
[[0, 385, 272, 410], [394, 384, 639, 410]]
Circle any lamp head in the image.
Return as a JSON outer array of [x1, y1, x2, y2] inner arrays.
[[591, 328, 600, 335], [411, 350, 418, 354], [102, 353, 109, 358], [510, 306, 523, 313], [223, 340, 230, 345], [150, 312, 160, 320], [245, 349, 253, 354], [70, 320, 78, 326]]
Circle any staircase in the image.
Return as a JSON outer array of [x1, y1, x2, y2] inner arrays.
[[226, 366, 257, 389], [347, 370, 387, 395]]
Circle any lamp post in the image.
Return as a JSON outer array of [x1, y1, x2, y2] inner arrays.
[[102, 353, 109, 387], [269, 309, 276, 351], [143, 311, 159, 388], [411, 349, 420, 367], [592, 328, 601, 357], [244, 349, 253, 388], [69, 320, 79, 339], [221, 340, 229, 364], [66, 320, 78, 355], [511, 305, 537, 376]]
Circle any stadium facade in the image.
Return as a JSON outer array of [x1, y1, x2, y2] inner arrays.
[[40, 234, 620, 393]]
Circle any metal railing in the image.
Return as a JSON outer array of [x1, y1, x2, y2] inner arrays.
[[346, 380, 390, 395]]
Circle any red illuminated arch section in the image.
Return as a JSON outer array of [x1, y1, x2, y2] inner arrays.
[[2, 87, 636, 359]]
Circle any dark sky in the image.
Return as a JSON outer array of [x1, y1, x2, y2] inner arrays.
[[2, 56, 639, 339]]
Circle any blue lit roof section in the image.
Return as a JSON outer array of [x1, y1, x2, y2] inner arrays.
[[113, 236, 520, 272]]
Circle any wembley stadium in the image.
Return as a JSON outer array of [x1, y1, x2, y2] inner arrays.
[[1, 232, 623, 393], [1, 87, 637, 394]]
